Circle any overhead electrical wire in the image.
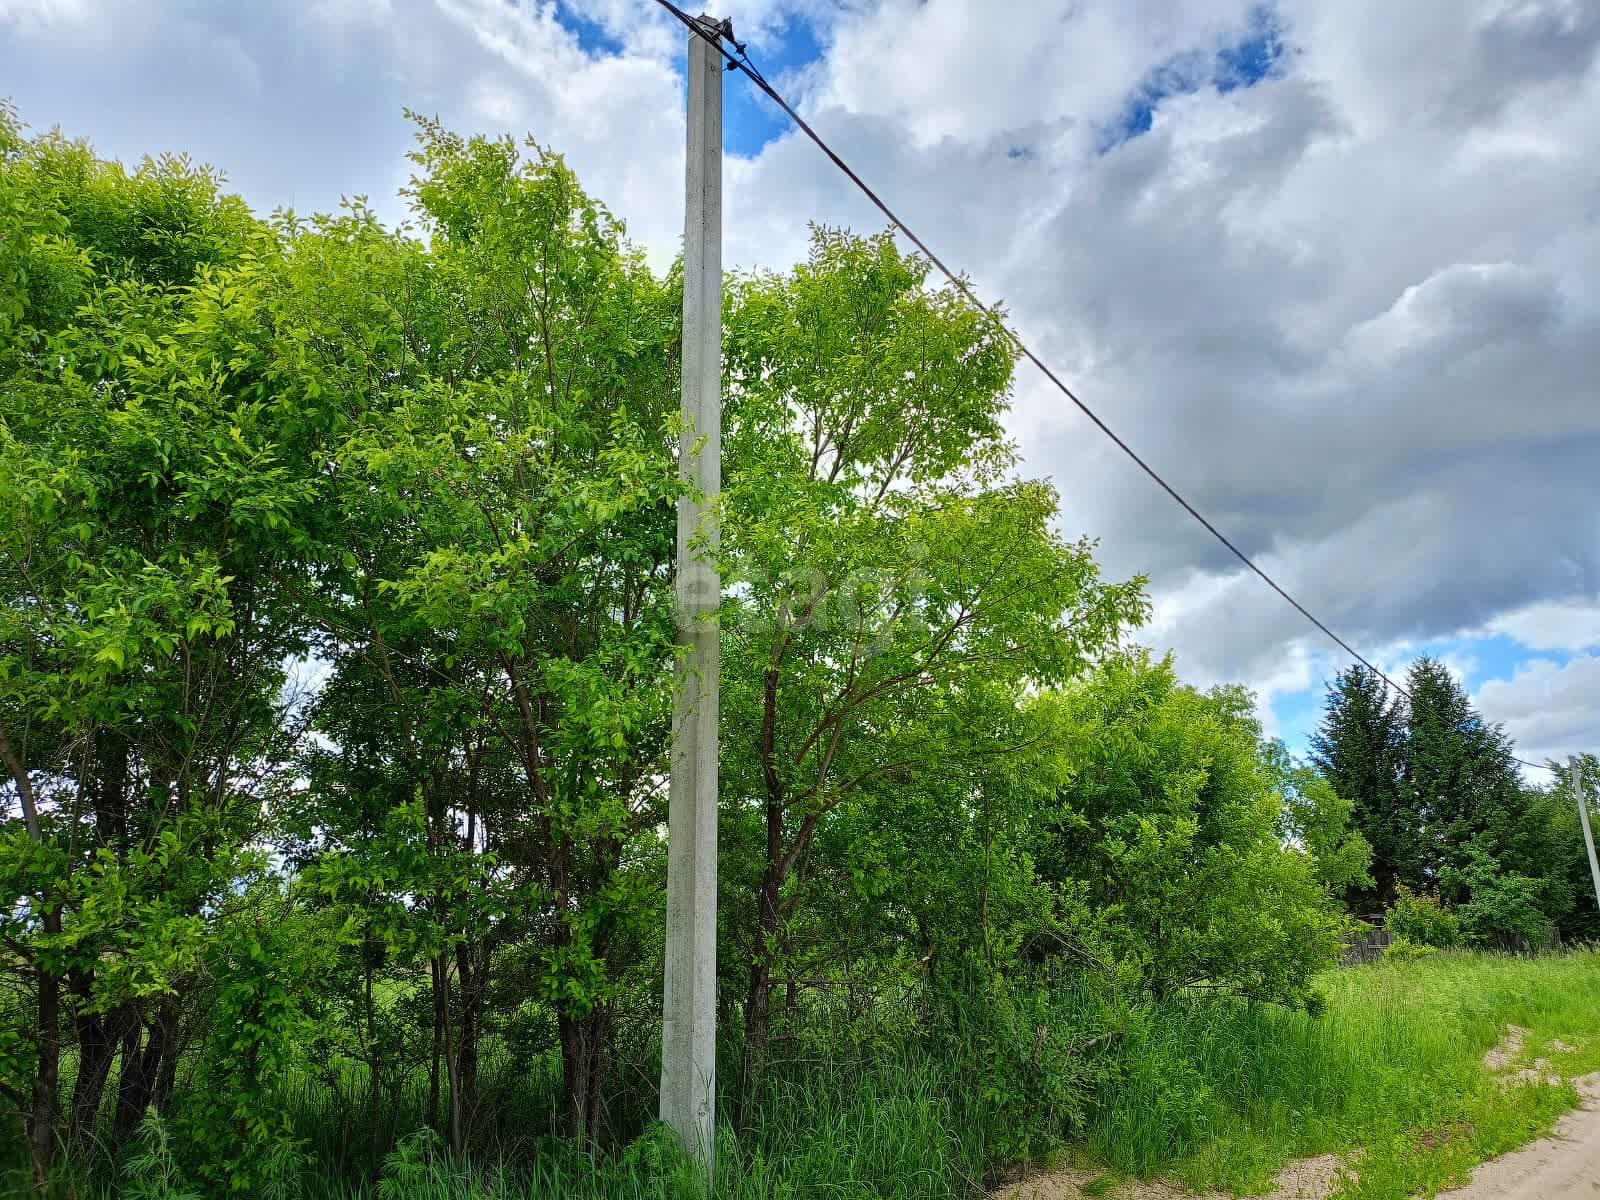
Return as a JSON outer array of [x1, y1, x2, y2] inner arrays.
[[650, 1, 1563, 775]]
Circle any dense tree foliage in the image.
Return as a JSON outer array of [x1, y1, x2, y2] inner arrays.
[[1034, 657, 1358, 1011], [1310, 665, 1408, 911], [1313, 660, 1597, 948], [0, 110, 1410, 1197]]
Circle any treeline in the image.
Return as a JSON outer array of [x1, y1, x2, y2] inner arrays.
[[1315, 660, 1599, 948], [0, 108, 1589, 1198]]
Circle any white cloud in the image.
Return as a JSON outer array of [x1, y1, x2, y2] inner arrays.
[[0, 0, 91, 27], [1485, 598, 1600, 652], [1477, 653, 1600, 765]]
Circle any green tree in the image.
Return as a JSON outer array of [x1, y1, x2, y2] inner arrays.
[[1443, 842, 1555, 950], [272, 118, 682, 1142], [1402, 657, 1523, 895], [1554, 755, 1600, 937], [1038, 654, 1350, 1010], [718, 228, 1146, 1097], [1311, 665, 1409, 910], [1, 112, 319, 1185], [1267, 740, 1374, 896]]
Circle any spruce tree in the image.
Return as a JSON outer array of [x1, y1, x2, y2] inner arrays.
[[1311, 666, 1409, 911], [1401, 657, 1522, 897]]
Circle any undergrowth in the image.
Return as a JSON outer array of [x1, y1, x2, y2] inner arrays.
[[22, 950, 1600, 1200]]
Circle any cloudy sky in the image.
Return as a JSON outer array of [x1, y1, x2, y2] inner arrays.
[[4, 0, 1597, 770]]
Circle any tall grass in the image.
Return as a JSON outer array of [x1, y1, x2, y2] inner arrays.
[[39, 950, 1600, 1199], [1087, 949, 1600, 1193], [292, 1054, 981, 1200]]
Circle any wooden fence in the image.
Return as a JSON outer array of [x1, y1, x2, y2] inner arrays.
[[1340, 916, 1565, 966], [1340, 924, 1393, 966]]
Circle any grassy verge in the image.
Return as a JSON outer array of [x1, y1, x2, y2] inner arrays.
[[48, 950, 1600, 1199], [291, 949, 1600, 1199], [1085, 949, 1600, 1198]]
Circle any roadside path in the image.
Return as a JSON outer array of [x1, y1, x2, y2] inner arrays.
[[996, 1073, 1600, 1200], [1433, 1072, 1600, 1200]]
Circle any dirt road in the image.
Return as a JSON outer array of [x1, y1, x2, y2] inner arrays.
[[997, 1073, 1600, 1200], [1433, 1072, 1600, 1200]]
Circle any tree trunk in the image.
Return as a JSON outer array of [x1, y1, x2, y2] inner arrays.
[[457, 795, 482, 1128], [427, 993, 441, 1133], [30, 955, 60, 1191], [431, 953, 462, 1157], [69, 998, 135, 1145], [1, 719, 61, 1192], [742, 666, 785, 1119], [89, 728, 130, 854], [152, 1003, 180, 1116], [364, 946, 381, 1156], [455, 940, 481, 1127], [740, 869, 781, 1122], [110, 1013, 147, 1142], [112, 1003, 173, 1145], [70, 728, 138, 1149], [558, 1006, 608, 1146]]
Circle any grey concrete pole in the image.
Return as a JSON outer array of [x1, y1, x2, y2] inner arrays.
[[660, 13, 722, 1173], [1573, 756, 1600, 915]]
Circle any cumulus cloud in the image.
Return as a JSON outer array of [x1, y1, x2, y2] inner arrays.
[[1477, 654, 1600, 768], [1486, 598, 1600, 652]]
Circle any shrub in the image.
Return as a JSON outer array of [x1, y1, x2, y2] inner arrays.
[[1386, 888, 1461, 948], [1443, 844, 1560, 951], [1456, 871, 1557, 950], [1382, 936, 1438, 965]]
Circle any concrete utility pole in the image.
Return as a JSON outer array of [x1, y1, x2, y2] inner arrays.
[[661, 12, 723, 1173], [1573, 756, 1600, 915]]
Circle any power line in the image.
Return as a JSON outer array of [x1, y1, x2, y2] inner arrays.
[[651, 2, 1561, 776]]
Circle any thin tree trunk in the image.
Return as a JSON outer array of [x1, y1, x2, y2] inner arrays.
[[32, 961, 60, 1190], [69, 999, 135, 1146], [364, 945, 380, 1156], [111, 1012, 149, 1142], [111, 1002, 172, 1146], [0, 720, 61, 1191], [70, 728, 135, 1145], [740, 869, 781, 1122], [89, 728, 130, 854], [455, 940, 481, 1127], [456, 792, 482, 1129], [147, 1000, 180, 1110], [428, 993, 441, 1133], [741, 668, 785, 1119], [432, 954, 462, 1157], [557, 1007, 608, 1147]]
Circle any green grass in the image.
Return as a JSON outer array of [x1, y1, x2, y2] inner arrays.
[[287, 1053, 982, 1200], [31, 950, 1600, 1199], [290, 949, 1600, 1199], [1087, 949, 1600, 1198]]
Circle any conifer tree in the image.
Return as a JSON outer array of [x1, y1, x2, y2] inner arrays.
[[1310, 666, 1409, 910]]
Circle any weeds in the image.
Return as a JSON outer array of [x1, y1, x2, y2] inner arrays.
[[48, 950, 1600, 1199]]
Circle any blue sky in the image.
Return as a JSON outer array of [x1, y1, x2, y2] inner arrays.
[[653, 2, 1588, 774], [1270, 633, 1585, 768], [554, 1, 824, 157], [1102, 4, 1286, 149]]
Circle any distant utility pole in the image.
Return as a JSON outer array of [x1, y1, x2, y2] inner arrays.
[[1573, 756, 1600, 915], [661, 11, 724, 1174]]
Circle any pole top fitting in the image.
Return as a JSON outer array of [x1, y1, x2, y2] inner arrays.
[[695, 13, 733, 39]]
